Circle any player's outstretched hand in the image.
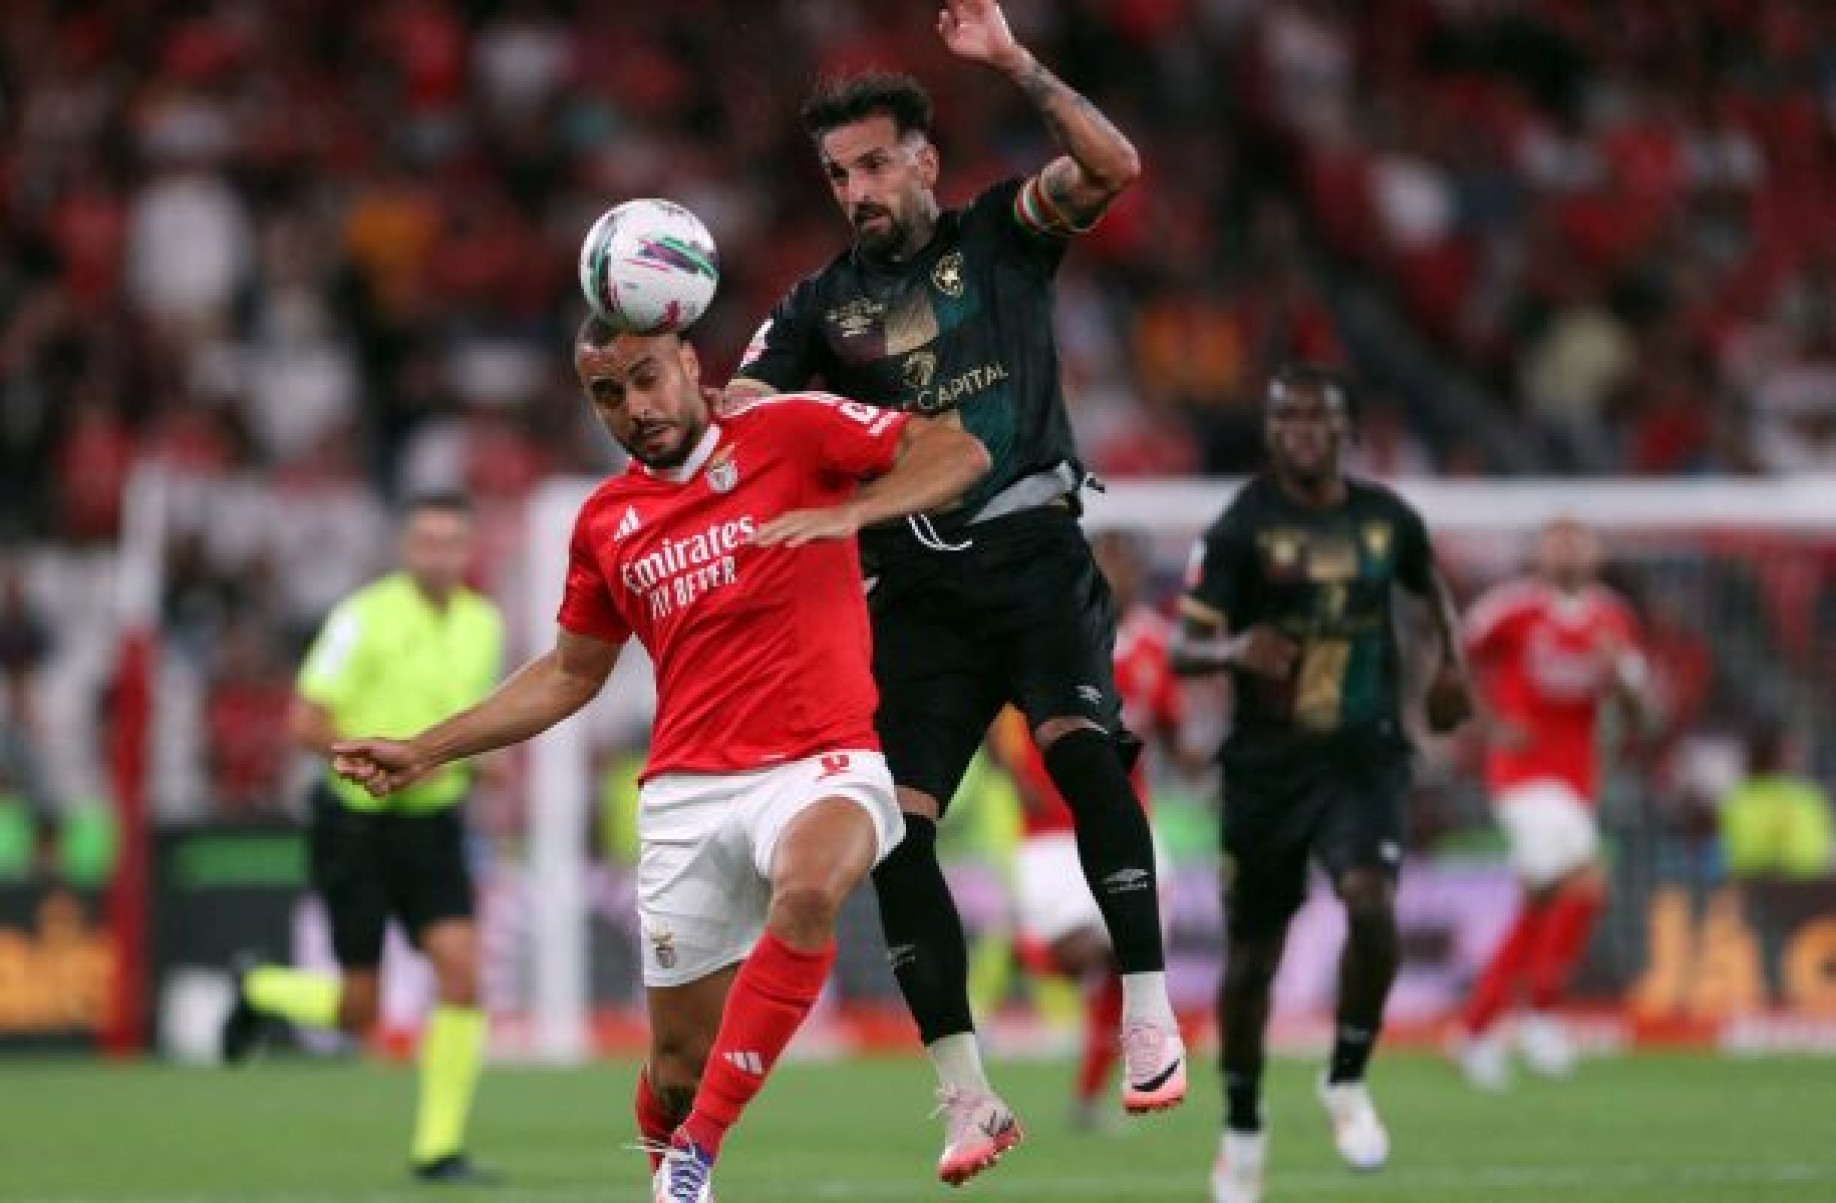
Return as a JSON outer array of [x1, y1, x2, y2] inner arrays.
[[754, 505, 865, 549], [1232, 624, 1300, 680], [1425, 665, 1475, 734], [331, 737, 429, 798], [937, 0, 1025, 71]]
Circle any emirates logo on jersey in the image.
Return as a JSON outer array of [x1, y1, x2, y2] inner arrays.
[[706, 451, 739, 494]]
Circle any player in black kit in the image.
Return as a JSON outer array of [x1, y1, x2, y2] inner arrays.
[[1171, 365, 1473, 1203], [726, 0, 1181, 1184]]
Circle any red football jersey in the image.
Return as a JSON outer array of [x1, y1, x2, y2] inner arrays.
[[1464, 579, 1643, 801], [557, 394, 907, 780], [1006, 607, 1183, 838]]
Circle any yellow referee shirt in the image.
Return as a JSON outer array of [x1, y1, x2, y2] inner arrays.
[[297, 573, 504, 813]]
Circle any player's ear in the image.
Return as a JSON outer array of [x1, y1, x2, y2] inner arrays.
[[915, 136, 940, 190], [676, 338, 701, 386]]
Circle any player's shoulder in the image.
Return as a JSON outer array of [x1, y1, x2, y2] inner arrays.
[[573, 471, 648, 530], [789, 247, 865, 300], [1346, 474, 1424, 521], [1581, 582, 1639, 626], [1467, 577, 1549, 632]]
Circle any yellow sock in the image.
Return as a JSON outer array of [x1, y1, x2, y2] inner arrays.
[[412, 1005, 487, 1165], [244, 967, 340, 1029]]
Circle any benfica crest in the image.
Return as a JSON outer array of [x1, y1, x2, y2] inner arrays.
[[706, 452, 739, 494]]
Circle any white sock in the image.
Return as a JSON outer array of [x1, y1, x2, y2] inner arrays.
[[927, 1032, 992, 1093], [1121, 970, 1177, 1029]]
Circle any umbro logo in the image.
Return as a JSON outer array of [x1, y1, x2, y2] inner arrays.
[[1379, 842, 1401, 864], [887, 943, 918, 971], [1102, 867, 1152, 894], [614, 507, 642, 541], [722, 1050, 765, 1076], [1075, 684, 1105, 707]]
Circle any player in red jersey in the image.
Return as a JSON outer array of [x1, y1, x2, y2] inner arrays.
[[990, 530, 1192, 1129], [331, 316, 990, 1202], [1450, 518, 1651, 1089]]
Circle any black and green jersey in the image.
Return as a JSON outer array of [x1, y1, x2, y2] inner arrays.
[[1182, 475, 1434, 761], [736, 177, 1081, 523]]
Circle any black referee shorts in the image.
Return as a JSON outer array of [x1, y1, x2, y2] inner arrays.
[[1219, 739, 1411, 938], [307, 783, 475, 969], [868, 505, 1128, 813]]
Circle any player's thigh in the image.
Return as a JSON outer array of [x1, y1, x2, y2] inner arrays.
[[750, 750, 901, 893], [870, 594, 1006, 814], [1219, 769, 1318, 938], [1014, 832, 1106, 949], [1495, 780, 1600, 889], [306, 786, 390, 969], [635, 773, 770, 989], [997, 521, 1126, 734], [1312, 753, 1412, 886], [383, 803, 477, 949]]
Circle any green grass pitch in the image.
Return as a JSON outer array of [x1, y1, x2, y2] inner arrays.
[[3, 1053, 1833, 1201]]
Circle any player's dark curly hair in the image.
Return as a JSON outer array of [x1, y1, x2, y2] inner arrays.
[[800, 72, 934, 142], [1268, 361, 1359, 425]]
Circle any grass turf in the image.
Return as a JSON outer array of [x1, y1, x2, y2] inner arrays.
[[2, 1052, 1833, 1201]]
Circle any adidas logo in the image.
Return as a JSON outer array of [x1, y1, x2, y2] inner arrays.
[[722, 1049, 764, 1075], [614, 507, 642, 541]]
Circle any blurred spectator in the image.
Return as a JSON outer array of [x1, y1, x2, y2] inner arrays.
[[1719, 721, 1834, 881], [0, 559, 52, 866]]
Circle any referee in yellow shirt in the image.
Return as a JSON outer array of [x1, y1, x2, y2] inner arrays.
[[220, 494, 505, 1185]]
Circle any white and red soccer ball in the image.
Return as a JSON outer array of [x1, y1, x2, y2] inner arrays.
[[577, 198, 720, 335]]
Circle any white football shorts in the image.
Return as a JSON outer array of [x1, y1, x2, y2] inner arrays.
[[1496, 779, 1600, 888], [636, 749, 901, 987]]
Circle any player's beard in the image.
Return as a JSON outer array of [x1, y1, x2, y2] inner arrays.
[[852, 204, 909, 259], [621, 416, 704, 470]]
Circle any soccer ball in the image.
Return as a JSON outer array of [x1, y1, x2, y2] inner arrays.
[[578, 198, 720, 335]]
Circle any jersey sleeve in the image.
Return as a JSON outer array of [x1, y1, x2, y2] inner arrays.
[[556, 508, 631, 645], [1464, 585, 1528, 662], [1179, 504, 1253, 627], [297, 598, 370, 712], [734, 278, 822, 391], [1392, 497, 1435, 595], [775, 393, 911, 481], [967, 177, 1071, 279]]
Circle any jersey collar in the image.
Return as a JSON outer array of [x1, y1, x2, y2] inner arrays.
[[637, 423, 722, 484]]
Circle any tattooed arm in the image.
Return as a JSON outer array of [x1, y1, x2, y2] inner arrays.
[[936, 0, 1141, 231]]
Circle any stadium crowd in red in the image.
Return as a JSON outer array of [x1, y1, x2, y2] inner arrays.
[[1, 0, 1833, 817]]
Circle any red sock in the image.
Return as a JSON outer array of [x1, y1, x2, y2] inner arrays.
[[1076, 973, 1125, 1102], [1462, 905, 1545, 1035], [682, 932, 836, 1156], [1527, 887, 1603, 1010], [634, 1069, 676, 1171]]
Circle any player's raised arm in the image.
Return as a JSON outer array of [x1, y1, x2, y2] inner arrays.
[[939, 0, 1141, 232], [332, 628, 621, 797], [755, 414, 991, 547]]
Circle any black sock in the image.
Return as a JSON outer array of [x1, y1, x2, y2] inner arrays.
[[870, 815, 974, 1045], [1328, 1023, 1379, 1085], [1224, 1067, 1263, 1133], [1042, 728, 1165, 974]]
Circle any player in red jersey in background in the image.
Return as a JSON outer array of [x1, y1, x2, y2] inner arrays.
[[331, 316, 989, 1202], [990, 530, 1198, 1129], [1450, 517, 1653, 1089]]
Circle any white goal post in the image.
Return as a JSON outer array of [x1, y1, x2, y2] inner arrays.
[[520, 475, 1836, 1060]]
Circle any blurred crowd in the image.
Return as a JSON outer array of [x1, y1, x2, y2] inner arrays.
[[0, 0, 1832, 836]]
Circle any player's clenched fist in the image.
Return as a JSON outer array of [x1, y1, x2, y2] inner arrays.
[[331, 737, 429, 798]]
